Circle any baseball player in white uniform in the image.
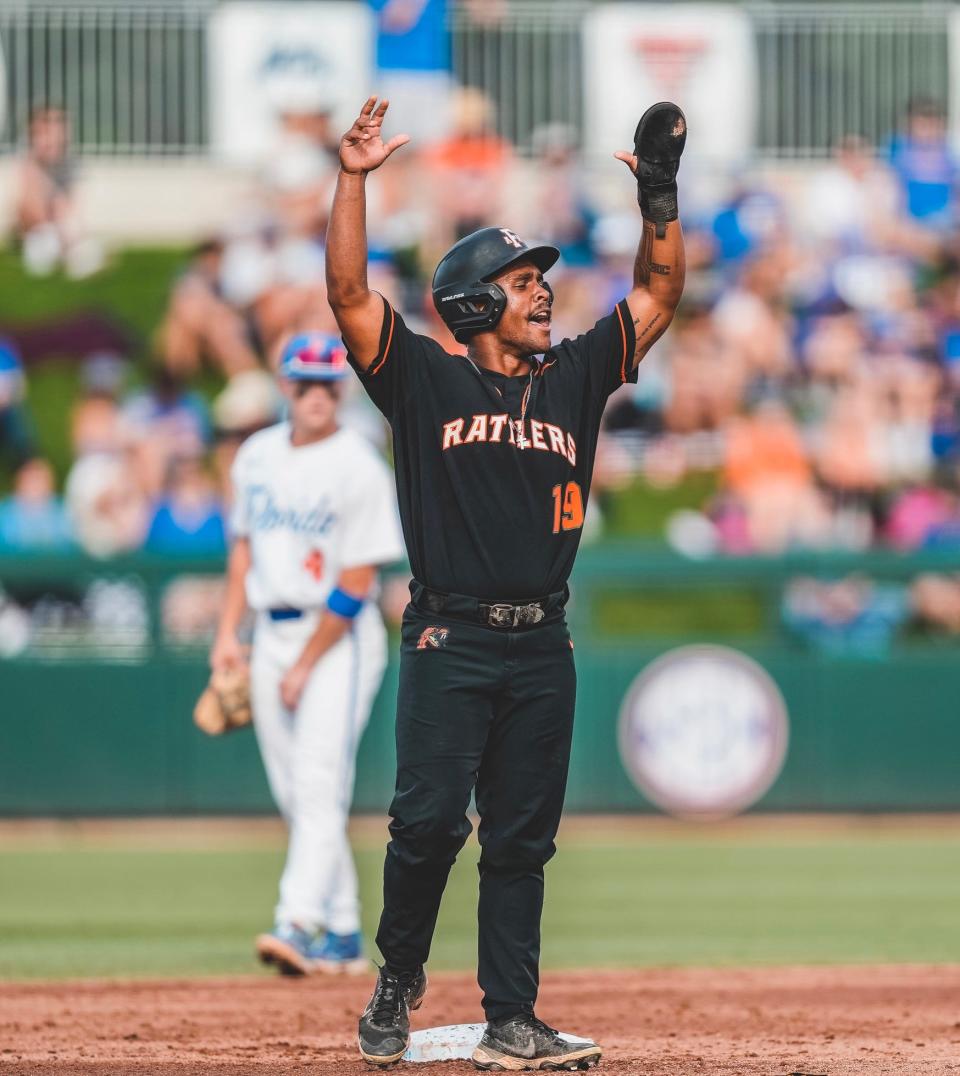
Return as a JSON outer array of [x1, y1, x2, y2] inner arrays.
[[210, 331, 403, 975]]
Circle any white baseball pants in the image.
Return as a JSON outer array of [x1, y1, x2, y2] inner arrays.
[[250, 606, 388, 935]]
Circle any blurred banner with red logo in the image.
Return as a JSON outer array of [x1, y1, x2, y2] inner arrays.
[[583, 4, 756, 165]]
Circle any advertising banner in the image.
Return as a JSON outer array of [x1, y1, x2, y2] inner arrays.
[[583, 4, 756, 164], [209, 1, 373, 164]]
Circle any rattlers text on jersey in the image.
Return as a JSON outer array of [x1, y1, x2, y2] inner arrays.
[[346, 297, 638, 600]]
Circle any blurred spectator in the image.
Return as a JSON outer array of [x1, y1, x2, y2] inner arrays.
[[65, 448, 148, 558], [121, 368, 212, 499], [930, 390, 960, 463], [262, 93, 339, 241], [815, 386, 887, 496], [159, 239, 261, 379], [888, 98, 957, 228], [588, 213, 643, 319], [782, 575, 908, 655], [525, 124, 595, 266], [11, 106, 103, 278], [0, 338, 37, 470], [70, 353, 129, 459], [801, 308, 865, 389], [240, 89, 345, 349], [918, 489, 960, 550], [875, 353, 938, 484], [709, 178, 787, 265], [144, 455, 226, 557], [884, 484, 952, 551], [712, 254, 794, 386], [803, 135, 899, 253], [722, 400, 831, 553], [423, 87, 512, 245], [211, 370, 283, 506], [666, 302, 745, 434], [0, 459, 73, 551], [371, 0, 454, 144], [911, 573, 960, 634]]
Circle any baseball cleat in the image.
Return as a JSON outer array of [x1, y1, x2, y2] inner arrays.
[[308, 930, 370, 975], [255, 923, 316, 976], [472, 1014, 602, 1071], [358, 966, 427, 1066]]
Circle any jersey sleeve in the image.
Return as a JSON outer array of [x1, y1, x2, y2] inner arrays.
[[338, 452, 405, 570], [554, 298, 639, 403], [345, 295, 432, 422]]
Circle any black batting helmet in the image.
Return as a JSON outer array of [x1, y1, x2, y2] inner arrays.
[[432, 227, 560, 343]]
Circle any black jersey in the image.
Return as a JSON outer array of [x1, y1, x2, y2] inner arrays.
[[347, 296, 637, 601]]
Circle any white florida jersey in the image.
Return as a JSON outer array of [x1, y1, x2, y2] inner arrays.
[[230, 423, 404, 611]]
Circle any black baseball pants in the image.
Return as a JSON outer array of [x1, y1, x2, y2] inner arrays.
[[375, 603, 576, 1021]]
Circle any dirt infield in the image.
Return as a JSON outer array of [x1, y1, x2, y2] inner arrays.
[[2, 965, 959, 1075]]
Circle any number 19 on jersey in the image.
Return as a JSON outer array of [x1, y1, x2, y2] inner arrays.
[[551, 481, 584, 533]]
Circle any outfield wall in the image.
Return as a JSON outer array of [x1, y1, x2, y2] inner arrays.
[[2, 547, 958, 815]]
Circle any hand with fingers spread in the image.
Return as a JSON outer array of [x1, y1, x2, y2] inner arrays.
[[340, 96, 411, 175]]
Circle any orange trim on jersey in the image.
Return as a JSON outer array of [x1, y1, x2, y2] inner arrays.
[[615, 302, 629, 383], [537, 358, 557, 377], [369, 303, 396, 377]]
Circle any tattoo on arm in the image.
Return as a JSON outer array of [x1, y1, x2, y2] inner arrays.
[[636, 221, 671, 287], [632, 312, 666, 361]]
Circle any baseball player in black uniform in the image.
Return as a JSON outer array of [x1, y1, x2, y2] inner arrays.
[[326, 96, 687, 1070]]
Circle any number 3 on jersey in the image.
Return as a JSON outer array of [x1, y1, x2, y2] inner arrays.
[[551, 481, 584, 533]]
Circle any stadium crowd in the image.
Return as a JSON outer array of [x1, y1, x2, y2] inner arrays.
[[4, 89, 960, 601]]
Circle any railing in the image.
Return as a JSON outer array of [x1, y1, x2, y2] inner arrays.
[[0, 2, 953, 158], [0, 0, 212, 156], [450, 0, 586, 152], [751, 1, 951, 158], [2, 543, 960, 661]]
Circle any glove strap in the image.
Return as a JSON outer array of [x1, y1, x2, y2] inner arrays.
[[639, 184, 678, 238]]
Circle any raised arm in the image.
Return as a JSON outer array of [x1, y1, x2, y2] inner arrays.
[[326, 97, 409, 369], [614, 103, 687, 370]]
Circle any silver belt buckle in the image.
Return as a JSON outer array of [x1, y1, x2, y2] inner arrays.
[[519, 603, 545, 625], [487, 603, 515, 627]]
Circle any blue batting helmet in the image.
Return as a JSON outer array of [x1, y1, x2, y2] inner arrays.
[[278, 333, 348, 381]]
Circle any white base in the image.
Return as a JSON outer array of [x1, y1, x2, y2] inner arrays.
[[404, 1023, 583, 1063]]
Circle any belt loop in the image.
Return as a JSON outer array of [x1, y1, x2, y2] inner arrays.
[[411, 580, 448, 615]]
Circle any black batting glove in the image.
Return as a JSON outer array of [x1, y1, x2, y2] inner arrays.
[[633, 102, 687, 232]]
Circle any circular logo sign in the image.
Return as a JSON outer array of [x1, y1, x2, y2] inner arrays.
[[618, 645, 789, 819]]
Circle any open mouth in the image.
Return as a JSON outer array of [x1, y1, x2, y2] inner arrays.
[[529, 309, 552, 327]]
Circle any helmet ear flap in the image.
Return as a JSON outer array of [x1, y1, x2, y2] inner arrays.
[[488, 281, 507, 307], [434, 281, 509, 342]]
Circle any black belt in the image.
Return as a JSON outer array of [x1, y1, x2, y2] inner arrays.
[[410, 580, 567, 630]]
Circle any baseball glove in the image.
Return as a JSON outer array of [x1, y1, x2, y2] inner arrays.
[[633, 101, 687, 230], [194, 665, 253, 736]]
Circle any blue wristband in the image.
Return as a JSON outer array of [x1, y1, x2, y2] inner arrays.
[[327, 587, 364, 620]]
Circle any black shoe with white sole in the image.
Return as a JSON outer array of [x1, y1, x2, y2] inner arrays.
[[358, 966, 427, 1066], [472, 1014, 602, 1071]]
